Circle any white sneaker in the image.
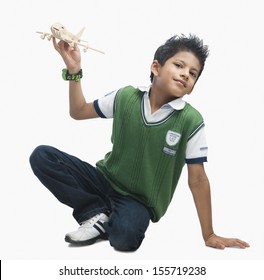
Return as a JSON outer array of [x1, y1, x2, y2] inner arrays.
[[65, 213, 109, 245]]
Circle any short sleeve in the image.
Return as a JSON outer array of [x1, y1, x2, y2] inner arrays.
[[93, 90, 118, 118], [185, 126, 208, 164]]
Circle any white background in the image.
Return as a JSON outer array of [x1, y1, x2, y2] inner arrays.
[[1, 0, 263, 268]]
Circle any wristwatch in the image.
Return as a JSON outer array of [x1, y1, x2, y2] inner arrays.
[[62, 68, 83, 82]]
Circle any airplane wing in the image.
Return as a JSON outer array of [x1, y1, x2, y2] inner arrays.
[[62, 35, 104, 53], [76, 42, 105, 54], [78, 39, 89, 43], [36, 31, 53, 40]]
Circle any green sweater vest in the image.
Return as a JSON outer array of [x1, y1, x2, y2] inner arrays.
[[96, 86, 204, 222]]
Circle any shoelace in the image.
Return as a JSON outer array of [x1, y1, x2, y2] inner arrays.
[[80, 214, 102, 228]]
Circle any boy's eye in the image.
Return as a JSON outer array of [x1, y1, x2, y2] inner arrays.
[[190, 71, 197, 78], [174, 63, 182, 68]]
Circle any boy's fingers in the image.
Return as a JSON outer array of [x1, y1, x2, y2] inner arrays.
[[52, 37, 57, 49], [52, 37, 62, 53], [206, 237, 250, 249], [230, 239, 250, 248], [206, 239, 225, 249]]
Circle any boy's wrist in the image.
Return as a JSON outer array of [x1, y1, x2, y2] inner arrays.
[[68, 66, 81, 74], [203, 231, 215, 242], [62, 68, 83, 82]]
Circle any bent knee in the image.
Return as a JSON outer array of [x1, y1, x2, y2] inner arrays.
[[107, 224, 145, 252], [29, 145, 55, 169]]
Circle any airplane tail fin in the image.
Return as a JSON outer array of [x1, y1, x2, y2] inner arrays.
[[76, 27, 85, 41]]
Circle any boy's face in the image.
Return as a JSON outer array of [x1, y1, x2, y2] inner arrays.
[[151, 51, 201, 99]]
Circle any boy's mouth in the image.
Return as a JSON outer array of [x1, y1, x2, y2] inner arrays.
[[173, 79, 187, 88]]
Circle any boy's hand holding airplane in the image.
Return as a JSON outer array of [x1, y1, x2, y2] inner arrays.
[[37, 23, 104, 71], [52, 37, 81, 74]]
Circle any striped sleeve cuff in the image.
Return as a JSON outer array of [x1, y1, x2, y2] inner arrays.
[[93, 99, 107, 118], [185, 157, 207, 164]]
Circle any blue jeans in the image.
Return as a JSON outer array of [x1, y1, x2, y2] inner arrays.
[[29, 145, 150, 251]]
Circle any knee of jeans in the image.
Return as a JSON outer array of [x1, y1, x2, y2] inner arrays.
[[29, 145, 53, 170], [107, 223, 145, 252]]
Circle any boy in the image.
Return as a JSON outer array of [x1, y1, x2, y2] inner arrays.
[[30, 34, 249, 251]]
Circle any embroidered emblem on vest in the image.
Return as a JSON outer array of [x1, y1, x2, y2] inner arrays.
[[166, 130, 181, 146]]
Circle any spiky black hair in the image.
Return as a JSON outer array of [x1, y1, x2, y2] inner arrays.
[[150, 34, 209, 82]]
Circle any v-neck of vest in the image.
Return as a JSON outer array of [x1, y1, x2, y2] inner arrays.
[[140, 97, 177, 126]]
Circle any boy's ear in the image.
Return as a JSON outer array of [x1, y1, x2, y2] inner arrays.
[[151, 60, 160, 77]]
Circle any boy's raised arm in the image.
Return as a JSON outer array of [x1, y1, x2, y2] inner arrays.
[[52, 37, 99, 120]]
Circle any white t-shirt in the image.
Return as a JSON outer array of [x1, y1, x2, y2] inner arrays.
[[94, 86, 208, 163]]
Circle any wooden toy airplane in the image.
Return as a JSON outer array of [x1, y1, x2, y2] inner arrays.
[[36, 22, 104, 54]]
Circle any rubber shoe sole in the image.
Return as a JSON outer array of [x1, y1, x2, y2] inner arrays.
[[65, 232, 108, 246]]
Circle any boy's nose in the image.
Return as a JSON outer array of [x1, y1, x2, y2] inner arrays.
[[180, 71, 189, 80]]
